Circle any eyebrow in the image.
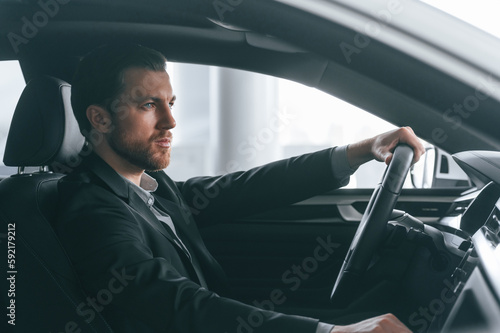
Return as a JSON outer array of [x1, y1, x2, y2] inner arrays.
[[137, 95, 177, 103]]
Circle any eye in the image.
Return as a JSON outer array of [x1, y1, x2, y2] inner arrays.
[[143, 102, 155, 109], [169, 102, 175, 110]]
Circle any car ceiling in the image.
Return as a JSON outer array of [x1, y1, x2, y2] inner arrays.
[[1, 0, 500, 154]]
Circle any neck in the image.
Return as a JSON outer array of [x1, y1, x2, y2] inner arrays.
[[92, 143, 144, 186]]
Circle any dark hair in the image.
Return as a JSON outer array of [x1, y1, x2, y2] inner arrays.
[[71, 43, 167, 135]]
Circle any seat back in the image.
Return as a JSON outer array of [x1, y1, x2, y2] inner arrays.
[[0, 76, 113, 332]]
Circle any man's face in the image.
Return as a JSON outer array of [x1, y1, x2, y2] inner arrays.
[[106, 67, 176, 171]]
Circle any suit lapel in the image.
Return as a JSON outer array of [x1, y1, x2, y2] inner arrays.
[[147, 171, 208, 252], [126, 188, 175, 242], [83, 154, 228, 293], [153, 196, 198, 247], [153, 189, 230, 295], [149, 170, 232, 291], [83, 154, 175, 243]]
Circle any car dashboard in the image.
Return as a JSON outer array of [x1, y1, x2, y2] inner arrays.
[[432, 151, 500, 332]]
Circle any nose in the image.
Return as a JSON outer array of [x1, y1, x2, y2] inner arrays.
[[158, 104, 176, 130]]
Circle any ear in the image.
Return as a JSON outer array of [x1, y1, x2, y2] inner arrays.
[[86, 105, 113, 133]]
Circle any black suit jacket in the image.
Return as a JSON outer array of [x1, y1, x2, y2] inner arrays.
[[55, 148, 343, 333]]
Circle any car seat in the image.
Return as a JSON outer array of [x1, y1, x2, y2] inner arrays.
[[0, 76, 114, 332]]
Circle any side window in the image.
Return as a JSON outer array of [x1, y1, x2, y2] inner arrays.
[[278, 80, 470, 189], [165, 63, 468, 189], [0, 61, 25, 176], [277, 79, 397, 189]]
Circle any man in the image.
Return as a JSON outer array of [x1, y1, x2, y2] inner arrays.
[[56, 44, 423, 332]]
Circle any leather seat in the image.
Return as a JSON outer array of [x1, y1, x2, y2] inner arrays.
[[0, 76, 113, 332]]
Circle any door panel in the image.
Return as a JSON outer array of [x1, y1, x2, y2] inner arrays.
[[200, 187, 468, 316]]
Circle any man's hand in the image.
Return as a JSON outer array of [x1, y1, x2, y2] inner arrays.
[[346, 127, 425, 169], [331, 313, 411, 333]]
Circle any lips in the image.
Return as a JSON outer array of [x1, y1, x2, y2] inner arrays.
[[154, 136, 172, 148]]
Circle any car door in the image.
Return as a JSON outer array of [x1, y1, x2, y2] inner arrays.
[[199, 183, 470, 318], [165, 62, 474, 318]]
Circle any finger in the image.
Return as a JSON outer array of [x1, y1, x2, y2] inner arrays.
[[380, 314, 412, 333], [385, 153, 393, 165], [399, 126, 425, 164], [405, 126, 415, 135]]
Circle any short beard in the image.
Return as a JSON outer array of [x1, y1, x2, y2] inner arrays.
[[107, 129, 170, 172]]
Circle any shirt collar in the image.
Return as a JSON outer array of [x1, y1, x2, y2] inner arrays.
[[139, 172, 159, 192], [119, 172, 159, 207]]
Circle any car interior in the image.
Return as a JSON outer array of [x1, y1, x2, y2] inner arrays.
[[0, 76, 112, 332], [2, 1, 500, 332]]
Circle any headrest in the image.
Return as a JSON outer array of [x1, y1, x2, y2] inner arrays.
[[3, 76, 85, 170]]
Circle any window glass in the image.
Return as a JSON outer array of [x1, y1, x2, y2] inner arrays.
[[0, 61, 461, 189], [0, 61, 25, 176], [277, 78, 397, 188], [165, 63, 434, 189]]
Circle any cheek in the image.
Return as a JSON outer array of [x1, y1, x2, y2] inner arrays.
[[118, 116, 155, 136]]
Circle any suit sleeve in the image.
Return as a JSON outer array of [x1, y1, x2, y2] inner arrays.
[[56, 181, 320, 333], [176, 148, 343, 226]]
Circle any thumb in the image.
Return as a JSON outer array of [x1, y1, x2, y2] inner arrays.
[[384, 153, 393, 165]]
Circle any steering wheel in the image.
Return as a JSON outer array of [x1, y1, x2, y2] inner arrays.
[[330, 144, 414, 304]]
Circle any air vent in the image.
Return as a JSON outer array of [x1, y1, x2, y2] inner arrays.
[[440, 155, 450, 174]]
